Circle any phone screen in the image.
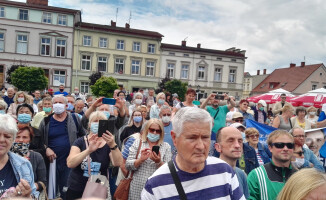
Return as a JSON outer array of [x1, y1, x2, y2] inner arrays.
[[152, 145, 160, 155], [98, 120, 109, 137], [102, 98, 116, 105]]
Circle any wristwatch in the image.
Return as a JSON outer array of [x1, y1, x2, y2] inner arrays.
[[110, 144, 118, 150]]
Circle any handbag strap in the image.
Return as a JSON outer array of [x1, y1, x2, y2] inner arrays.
[[128, 139, 142, 179], [39, 181, 48, 200], [168, 160, 187, 200], [84, 136, 91, 177]]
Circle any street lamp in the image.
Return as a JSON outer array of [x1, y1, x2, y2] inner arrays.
[[196, 85, 200, 100]]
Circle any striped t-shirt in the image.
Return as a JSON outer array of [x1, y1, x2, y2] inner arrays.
[[141, 156, 245, 200]]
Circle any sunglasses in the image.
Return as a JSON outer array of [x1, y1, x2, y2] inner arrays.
[[234, 119, 244, 123], [271, 142, 294, 149], [294, 151, 304, 157], [149, 128, 162, 134], [248, 134, 259, 139], [162, 114, 171, 117]]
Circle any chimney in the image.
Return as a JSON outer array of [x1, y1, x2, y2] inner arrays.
[[125, 23, 130, 28], [181, 40, 186, 47], [27, 0, 48, 6], [197, 43, 201, 48], [257, 70, 260, 75], [111, 20, 116, 27], [301, 62, 305, 67], [289, 63, 296, 68], [263, 69, 266, 74]]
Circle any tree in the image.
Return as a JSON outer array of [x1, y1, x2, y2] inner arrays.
[[165, 79, 188, 101], [89, 72, 102, 86], [6, 65, 26, 84], [90, 76, 119, 97], [155, 76, 171, 94], [11, 67, 48, 92]]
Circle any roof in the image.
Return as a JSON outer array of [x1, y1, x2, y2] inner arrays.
[[251, 63, 324, 93], [76, 22, 164, 39], [161, 43, 246, 58], [244, 72, 251, 77], [0, 0, 80, 14]]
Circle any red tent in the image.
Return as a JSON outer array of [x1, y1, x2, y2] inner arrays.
[[290, 88, 326, 108], [247, 88, 295, 104]]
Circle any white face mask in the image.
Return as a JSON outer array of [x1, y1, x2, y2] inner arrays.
[[53, 103, 66, 114], [134, 99, 142, 105], [17, 97, 24, 103], [162, 116, 171, 123], [309, 112, 316, 116], [291, 158, 305, 168]]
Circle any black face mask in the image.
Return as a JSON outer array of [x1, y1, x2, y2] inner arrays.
[[59, 89, 64, 92]]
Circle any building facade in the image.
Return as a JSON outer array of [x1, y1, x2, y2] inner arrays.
[[72, 21, 163, 94], [0, 0, 81, 91], [160, 42, 246, 100]]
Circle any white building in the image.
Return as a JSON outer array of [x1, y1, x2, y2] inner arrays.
[[0, 0, 81, 91], [160, 41, 246, 100]]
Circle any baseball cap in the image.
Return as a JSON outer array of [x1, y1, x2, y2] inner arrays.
[[230, 122, 246, 129], [258, 100, 267, 107]]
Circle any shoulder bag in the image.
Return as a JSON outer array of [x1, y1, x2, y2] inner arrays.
[[168, 160, 187, 200]]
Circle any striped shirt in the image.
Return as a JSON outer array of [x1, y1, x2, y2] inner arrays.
[[141, 156, 245, 200]]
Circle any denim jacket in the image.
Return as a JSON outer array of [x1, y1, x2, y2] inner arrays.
[[302, 147, 325, 172], [8, 152, 39, 198], [256, 142, 272, 164], [237, 143, 259, 174]]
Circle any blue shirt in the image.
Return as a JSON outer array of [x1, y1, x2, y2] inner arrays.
[[48, 116, 70, 166], [163, 122, 174, 153], [33, 98, 41, 105], [54, 91, 69, 96], [0, 160, 18, 197], [2, 96, 14, 108]]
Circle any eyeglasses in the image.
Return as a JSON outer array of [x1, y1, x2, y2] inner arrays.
[[271, 142, 294, 149], [248, 134, 259, 139], [293, 135, 306, 138], [294, 151, 304, 156], [234, 119, 244, 123], [149, 128, 162, 134], [162, 114, 171, 117]]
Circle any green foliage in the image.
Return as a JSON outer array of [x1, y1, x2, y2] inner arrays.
[[155, 76, 171, 94], [11, 67, 48, 92], [89, 72, 102, 86], [6, 65, 26, 84], [90, 76, 119, 97], [165, 79, 187, 101]]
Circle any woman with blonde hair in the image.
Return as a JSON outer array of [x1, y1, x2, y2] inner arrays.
[[305, 106, 318, 124], [272, 104, 294, 131], [277, 168, 326, 200], [7, 91, 30, 117]]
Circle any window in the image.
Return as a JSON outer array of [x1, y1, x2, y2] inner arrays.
[[181, 64, 189, 79], [323, 85, 326, 89], [53, 70, 65, 86], [83, 36, 91, 46], [200, 55, 206, 58], [167, 63, 175, 78], [131, 60, 140, 75], [42, 12, 51, 23], [183, 53, 189, 57], [16, 34, 28, 54], [146, 61, 155, 76], [40, 38, 51, 56], [148, 44, 155, 53], [58, 14, 67, 26], [19, 9, 28, 21], [214, 68, 222, 81], [0, 33, 4, 52], [133, 42, 140, 52], [81, 55, 91, 70], [56, 39, 66, 57], [98, 57, 107, 72], [0, 7, 5, 18], [117, 40, 124, 50], [312, 84, 317, 90], [216, 57, 222, 60], [115, 58, 124, 74], [99, 38, 107, 48], [198, 66, 205, 80], [229, 69, 236, 82], [231, 58, 236, 62], [169, 52, 175, 56], [80, 82, 89, 93]]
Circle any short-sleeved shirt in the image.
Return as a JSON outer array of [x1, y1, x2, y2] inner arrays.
[[54, 91, 68, 96], [67, 137, 111, 192], [0, 160, 18, 196], [207, 105, 229, 134]]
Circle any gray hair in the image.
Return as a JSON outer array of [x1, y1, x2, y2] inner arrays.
[[172, 107, 212, 137], [159, 105, 172, 114], [289, 127, 305, 135], [75, 99, 84, 105], [0, 99, 8, 110], [133, 92, 143, 100], [52, 95, 68, 104], [0, 114, 18, 139]]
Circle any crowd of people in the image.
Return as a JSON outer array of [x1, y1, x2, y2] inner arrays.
[[0, 86, 326, 200]]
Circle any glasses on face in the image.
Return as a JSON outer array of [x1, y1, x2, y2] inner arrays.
[[148, 128, 162, 134], [234, 119, 244, 123], [271, 142, 294, 149], [162, 114, 171, 117], [294, 151, 304, 156], [248, 134, 259, 139], [293, 135, 306, 138]]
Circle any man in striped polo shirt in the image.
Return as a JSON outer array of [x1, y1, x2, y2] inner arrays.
[[141, 107, 245, 200], [247, 130, 297, 200]]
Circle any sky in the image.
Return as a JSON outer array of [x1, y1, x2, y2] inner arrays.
[[19, 0, 326, 74]]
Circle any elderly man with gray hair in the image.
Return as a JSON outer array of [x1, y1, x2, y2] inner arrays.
[[141, 107, 245, 200]]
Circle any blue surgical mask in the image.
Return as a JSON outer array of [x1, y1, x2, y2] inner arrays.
[[67, 103, 74, 111], [133, 116, 142, 123], [103, 111, 110, 119], [0, 110, 5, 114], [90, 122, 99, 134], [147, 132, 160, 142], [158, 99, 165, 105], [17, 113, 31, 124]]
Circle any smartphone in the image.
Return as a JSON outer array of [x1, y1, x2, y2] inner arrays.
[[102, 98, 116, 105], [215, 94, 224, 100], [152, 146, 160, 155], [98, 120, 109, 137]]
